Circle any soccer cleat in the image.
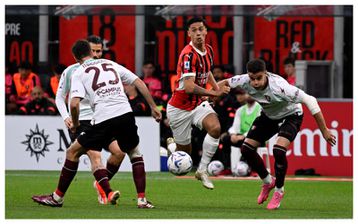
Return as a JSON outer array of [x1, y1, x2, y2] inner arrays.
[[93, 181, 107, 204], [267, 191, 284, 210], [166, 137, 176, 156], [137, 198, 155, 209], [108, 191, 120, 205], [257, 177, 276, 204], [195, 170, 214, 190], [32, 193, 63, 207]]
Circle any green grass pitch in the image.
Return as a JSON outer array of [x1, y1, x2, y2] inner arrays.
[[5, 170, 352, 219]]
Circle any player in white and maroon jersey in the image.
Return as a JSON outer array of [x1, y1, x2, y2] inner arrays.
[[166, 17, 230, 190], [220, 58, 336, 210], [55, 35, 126, 205], [32, 40, 161, 209]]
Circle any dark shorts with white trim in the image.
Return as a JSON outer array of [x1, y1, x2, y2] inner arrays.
[[246, 112, 303, 144]]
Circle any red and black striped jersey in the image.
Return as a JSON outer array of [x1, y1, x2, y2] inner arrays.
[[168, 42, 214, 111]]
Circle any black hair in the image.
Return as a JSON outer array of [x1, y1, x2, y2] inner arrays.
[[246, 58, 266, 74], [18, 61, 32, 70], [87, 35, 103, 45], [143, 60, 155, 67], [212, 65, 225, 72], [186, 17, 207, 30], [283, 57, 295, 66], [72, 40, 92, 61]]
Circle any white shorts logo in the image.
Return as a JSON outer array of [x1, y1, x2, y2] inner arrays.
[[184, 61, 190, 70]]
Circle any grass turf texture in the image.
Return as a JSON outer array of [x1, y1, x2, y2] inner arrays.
[[5, 170, 352, 219]]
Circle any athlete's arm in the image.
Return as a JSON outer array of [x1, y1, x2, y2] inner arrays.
[[207, 71, 219, 91], [70, 97, 81, 131], [301, 92, 336, 146], [184, 76, 229, 97], [132, 78, 162, 122], [55, 73, 72, 128]]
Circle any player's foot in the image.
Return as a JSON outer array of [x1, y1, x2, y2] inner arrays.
[[195, 170, 214, 189], [257, 177, 276, 204], [93, 181, 107, 204], [267, 191, 284, 210], [108, 191, 120, 205], [137, 197, 155, 209], [166, 137, 176, 156], [32, 193, 63, 207]]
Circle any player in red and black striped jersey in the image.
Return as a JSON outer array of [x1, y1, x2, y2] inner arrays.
[[167, 17, 230, 189]]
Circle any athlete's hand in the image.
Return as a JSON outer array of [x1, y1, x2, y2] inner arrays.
[[323, 128, 336, 146], [64, 117, 73, 129], [213, 85, 230, 97], [70, 121, 79, 133], [151, 107, 162, 122]]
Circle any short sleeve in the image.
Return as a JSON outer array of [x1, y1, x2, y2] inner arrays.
[[228, 74, 248, 89], [275, 78, 304, 103], [70, 72, 85, 99], [182, 52, 196, 78], [117, 64, 138, 85]]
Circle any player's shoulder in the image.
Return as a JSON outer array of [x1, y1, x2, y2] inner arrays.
[[180, 44, 196, 55], [230, 73, 250, 83], [62, 63, 80, 77], [267, 72, 292, 92]]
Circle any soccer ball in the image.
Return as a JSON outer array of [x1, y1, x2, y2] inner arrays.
[[167, 151, 193, 176], [207, 160, 224, 176], [233, 161, 251, 176]]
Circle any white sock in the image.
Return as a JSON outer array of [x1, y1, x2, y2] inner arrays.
[[263, 174, 272, 184], [138, 197, 147, 204], [198, 134, 219, 171], [275, 187, 284, 193], [53, 192, 64, 203], [167, 142, 177, 153]]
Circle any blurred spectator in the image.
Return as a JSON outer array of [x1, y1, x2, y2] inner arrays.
[[142, 60, 163, 100], [124, 84, 151, 116], [47, 64, 67, 98], [5, 65, 17, 114], [9, 61, 41, 108], [18, 86, 57, 115], [283, 57, 296, 86], [212, 65, 233, 82]]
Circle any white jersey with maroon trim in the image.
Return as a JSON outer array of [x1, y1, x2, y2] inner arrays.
[[168, 41, 214, 111], [228, 72, 305, 120], [70, 58, 137, 124], [56, 63, 93, 121]]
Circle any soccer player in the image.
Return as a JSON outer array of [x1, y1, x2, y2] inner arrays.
[[219, 58, 336, 209], [55, 35, 127, 205], [32, 40, 162, 208], [166, 17, 230, 189]]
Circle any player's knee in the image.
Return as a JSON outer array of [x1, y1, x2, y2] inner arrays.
[[241, 142, 256, 156], [128, 146, 142, 160], [207, 124, 221, 138]]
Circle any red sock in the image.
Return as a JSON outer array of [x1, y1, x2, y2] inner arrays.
[[131, 157, 146, 196], [93, 169, 112, 197], [56, 159, 79, 197], [241, 142, 269, 179], [106, 162, 120, 181]]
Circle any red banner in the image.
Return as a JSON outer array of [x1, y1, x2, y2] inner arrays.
[[59, 14, 135, 71], [254, 17, 334, 74], [267, 101, 353, 177]]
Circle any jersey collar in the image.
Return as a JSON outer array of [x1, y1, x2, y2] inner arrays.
[[189, 41, 207, 56]]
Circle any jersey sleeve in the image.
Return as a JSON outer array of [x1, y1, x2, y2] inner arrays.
[[117, 64, 138, 85], [275, 78, 305, 103], [55, 71, 70, 120], [70, 72, 86, 99], [228, 74, 248, 89], [181, 52, 197, 78]]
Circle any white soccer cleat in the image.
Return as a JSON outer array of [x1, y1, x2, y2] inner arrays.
[[195, 170, 214, 190]]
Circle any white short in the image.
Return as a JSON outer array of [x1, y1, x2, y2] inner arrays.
[[166, 101, 216, 145]]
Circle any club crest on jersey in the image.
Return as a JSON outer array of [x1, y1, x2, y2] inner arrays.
[[184, 61, 190, 69], [264, 95, 271, 102]]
